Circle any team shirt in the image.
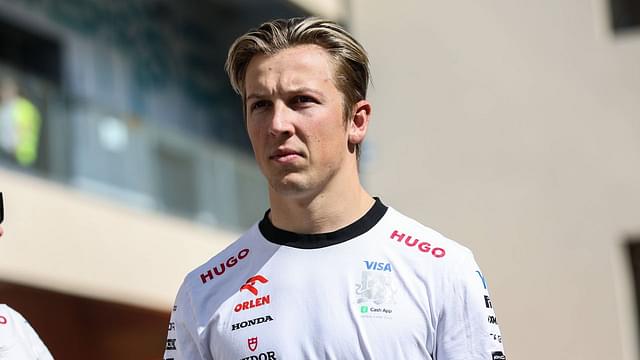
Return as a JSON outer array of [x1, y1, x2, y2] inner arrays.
[[164, 198, 506, 360], [0, 304, 54, 359]]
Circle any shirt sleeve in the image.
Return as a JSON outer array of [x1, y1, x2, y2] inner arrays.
[[435, 250, 507, 360], [2, 305, 54, 360], [164, 282, 209, 360]]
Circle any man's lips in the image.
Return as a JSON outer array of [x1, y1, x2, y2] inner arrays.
[[269, 149, 303, 162]]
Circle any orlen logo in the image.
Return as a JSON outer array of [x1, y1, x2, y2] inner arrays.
[[234, 275, 271, 313], [390, 230, 446, 258], [241, 275, 269, 295], [200, 248, 250, 284]]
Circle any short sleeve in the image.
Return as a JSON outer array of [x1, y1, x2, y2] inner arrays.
[[164, 282, 209, 360], [435, 251, 507, 360]]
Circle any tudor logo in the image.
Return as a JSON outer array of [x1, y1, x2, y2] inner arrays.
[[232, 315, 274, 331], [248, 337, 258, 352], [240, 352, 277, 360], [390, 230, 446, 258], [241, 275, 269, 296], [200, 248, 250, 284]]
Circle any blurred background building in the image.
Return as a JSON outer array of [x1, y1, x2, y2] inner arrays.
[[0, 0, 639, 359]]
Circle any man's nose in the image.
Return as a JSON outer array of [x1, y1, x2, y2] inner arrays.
[[269, 103, 294, 137]]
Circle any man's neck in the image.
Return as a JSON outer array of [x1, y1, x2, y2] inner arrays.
[[268, 183, 375, 235]]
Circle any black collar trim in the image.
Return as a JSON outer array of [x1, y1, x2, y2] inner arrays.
[[258, 197, 388, 249]]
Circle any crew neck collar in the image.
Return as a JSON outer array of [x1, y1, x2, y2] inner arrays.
[[258, 197, 388, 249]]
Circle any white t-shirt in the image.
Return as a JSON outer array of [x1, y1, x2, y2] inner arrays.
[[165, 199, 506, 360], [0, 304, 54, 360]]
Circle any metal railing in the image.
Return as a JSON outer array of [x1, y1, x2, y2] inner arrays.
[[1, 66, 268, 231]]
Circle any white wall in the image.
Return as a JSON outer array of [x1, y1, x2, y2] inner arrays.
[[0, 168, 238, 311], [352, 1, 640, 359]]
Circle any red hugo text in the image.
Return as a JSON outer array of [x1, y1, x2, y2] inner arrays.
[[241, 352, 277, 360], [200, 248, 250, 284], [390, 230, 446, 258], [234, 295, 270, 312]]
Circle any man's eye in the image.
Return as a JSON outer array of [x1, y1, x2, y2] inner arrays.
[[291, 96, 318, 108], [295, 96, 315, 104], [251, 100, 270, 111]]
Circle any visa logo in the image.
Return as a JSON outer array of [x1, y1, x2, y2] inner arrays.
[[364, 261, 392, 272]]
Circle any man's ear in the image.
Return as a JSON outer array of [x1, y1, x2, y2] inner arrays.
[[348, 100, 372, 145]]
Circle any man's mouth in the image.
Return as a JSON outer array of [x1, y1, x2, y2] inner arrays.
[[270, 148, 303, 162]]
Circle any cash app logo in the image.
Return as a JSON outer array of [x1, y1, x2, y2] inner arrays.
[[360, 306, 369, 313]]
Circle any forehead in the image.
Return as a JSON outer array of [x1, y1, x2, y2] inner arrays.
[[244, 45, 337, 94]]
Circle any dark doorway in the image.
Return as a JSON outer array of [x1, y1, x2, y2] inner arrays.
[[0, 280, 169, 359]]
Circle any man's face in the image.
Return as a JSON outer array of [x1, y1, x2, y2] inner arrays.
[[244, 45, 355, 198]]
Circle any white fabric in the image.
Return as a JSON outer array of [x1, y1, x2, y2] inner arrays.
[[164, 206, 505, 360], [0, 304, 54, 360]]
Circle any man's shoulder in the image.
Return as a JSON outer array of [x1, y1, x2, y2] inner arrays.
[[0, 304, 21, 320], [383, 206, 473, 261], [181, 224, 260, 290], [0, 304, 30, 332], [171, 223, 276, 318]]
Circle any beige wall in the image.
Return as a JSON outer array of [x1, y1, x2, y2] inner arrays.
[[0, 168, 239, 311], [352, 0, 640, 359], [290, 0, 346, 21]]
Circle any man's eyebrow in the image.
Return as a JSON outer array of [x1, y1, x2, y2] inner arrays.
[[289, 87, 324, 98], [246, 93, 267, 102], [246, 88, 324, 102]]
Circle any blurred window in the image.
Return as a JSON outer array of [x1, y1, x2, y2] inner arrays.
[[610, 0, 640, 32], [156, 143, 197, 216], [0, 0, 314, 230], [0, 15, 61, 84]]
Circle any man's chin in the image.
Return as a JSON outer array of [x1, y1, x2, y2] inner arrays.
[[268, 176, 312, 198]]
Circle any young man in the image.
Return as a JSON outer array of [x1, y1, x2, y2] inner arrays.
[[165, 17, 506, 360]]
